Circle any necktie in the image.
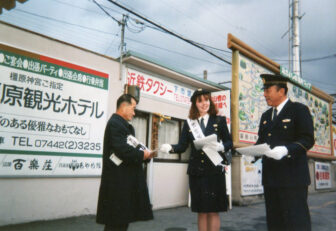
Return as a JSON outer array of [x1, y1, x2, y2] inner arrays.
[[272, 108, 278, 120], [200, 118, 206, 133]]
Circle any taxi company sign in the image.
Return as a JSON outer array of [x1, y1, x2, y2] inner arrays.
[[126, 68, 193, 105], [315, 162, 331, 189]]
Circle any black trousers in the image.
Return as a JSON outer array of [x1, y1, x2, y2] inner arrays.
[[104, 224, 129, 231], [264, 186, 311, 231]]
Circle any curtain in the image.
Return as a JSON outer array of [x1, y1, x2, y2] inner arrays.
[[157, 120, 180, 160], [131, 116, 148, 147]]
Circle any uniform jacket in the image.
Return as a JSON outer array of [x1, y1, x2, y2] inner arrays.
[[96, 114, 153, 225], [172, 115, 233, 176], [256, 100, 315, 187]]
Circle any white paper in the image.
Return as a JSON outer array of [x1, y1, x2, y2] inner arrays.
[[127, 135, 140, 148], [110, 153, 122, 166], [202, 145, 223, 166], [236, 143, 271, 157], [193, 134, 218, 150], [111, 135, 151, 166], [127, 135, 149, 151]]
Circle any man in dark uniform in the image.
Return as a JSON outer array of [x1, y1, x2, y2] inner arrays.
[[256, 74, 314, 231], [96, 94, 154, 231]]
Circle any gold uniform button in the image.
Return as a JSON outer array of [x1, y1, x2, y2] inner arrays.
[[201, 152, 205, 155], [268, 133, 271, 137], [201, 160, 204, 163]]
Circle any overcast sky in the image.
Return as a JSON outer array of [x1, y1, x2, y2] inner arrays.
[[1, 0, 335, 94]]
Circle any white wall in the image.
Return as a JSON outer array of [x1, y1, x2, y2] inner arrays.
[[0, 22, 193, 226], [0, 22, 121, 226], [151, 162, 189, 209], [0, 178, 100, 225]]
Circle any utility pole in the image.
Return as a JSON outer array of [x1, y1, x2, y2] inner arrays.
[[119, 14, 127, 81], [290, 0, 301, 76], [203, 70, 207, 80]]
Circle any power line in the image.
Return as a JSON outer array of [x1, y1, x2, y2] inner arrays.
[[92, 0, 119, 24], [106, 0, 231, 65], [50, 0, 117, 15], [6, 8, 228, 66], [194, 0, 281, 58], [301, 54, 336, 62], [125, 37, 224, 65], [159, 0, 231, 53], [2, 11, 119, 52], [272, 53, 336, 62], [21, 0, 233, 60], [88, 1, 230, 65], [14, 9, 118, 35]]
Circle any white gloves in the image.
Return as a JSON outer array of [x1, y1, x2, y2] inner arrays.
[[160, 144, 172, 153], [215, 141, 225, 152], [159, 141, 223, 154], [264, 146, 288, 160]]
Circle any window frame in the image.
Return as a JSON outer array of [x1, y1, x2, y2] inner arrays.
[[154, 116, 189, 163]]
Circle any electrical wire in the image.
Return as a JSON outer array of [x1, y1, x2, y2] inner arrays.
[[125, 37, 225, 65], [106, 0, 232, 65], [14, 9, 118, 35], [92, 0, 120, 24], [272, 53, 336, 62], [193, 0, 281, 58]]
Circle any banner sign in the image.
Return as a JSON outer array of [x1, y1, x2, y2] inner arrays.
[[315, 162, 331, 189], [0, 44, 108, 176], [127, 68, 193, 105], [280, 66, 312, 91], [211, 90, 232, 197], [241, 156, 263, 195], [212, 90, 231, 131]]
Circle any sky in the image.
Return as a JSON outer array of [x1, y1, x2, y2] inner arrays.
[[1, 0, 335, 95]]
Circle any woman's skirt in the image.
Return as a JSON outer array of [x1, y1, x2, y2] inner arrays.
[[189, 173, 228, 213]]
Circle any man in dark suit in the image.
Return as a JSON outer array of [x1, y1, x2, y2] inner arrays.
[[96, 94, 154, 231], [256, 74, 315, 231]]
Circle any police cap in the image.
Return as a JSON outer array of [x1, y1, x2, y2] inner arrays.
[[190, 88, 210, 102], [260, 73, 288, 89]]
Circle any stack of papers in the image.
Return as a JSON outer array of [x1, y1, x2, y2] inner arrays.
[[235, 143, 271, 157]]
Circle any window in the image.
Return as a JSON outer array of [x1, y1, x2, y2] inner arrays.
[[131, 111, 149, 147], [156, 118, 190, 163]]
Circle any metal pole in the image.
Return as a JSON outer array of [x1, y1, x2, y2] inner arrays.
[[292, 0, 301, 76], [288, 0, 291, 71], [119, 14, 126, 81]]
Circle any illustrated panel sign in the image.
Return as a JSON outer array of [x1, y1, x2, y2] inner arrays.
[[0, 44, 108, 176], [127, 68, 193, 105], [333, 126, 336, 157], [237, 55, 270, 144], [315, 162, 331, 189], [238, 54, 332, 155], [288, 85, 331, 155]]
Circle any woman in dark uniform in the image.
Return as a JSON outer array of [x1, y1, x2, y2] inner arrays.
[[160, 89, 233, 231]]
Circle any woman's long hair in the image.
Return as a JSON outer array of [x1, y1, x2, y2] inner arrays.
[[188, 94, 218, 120]]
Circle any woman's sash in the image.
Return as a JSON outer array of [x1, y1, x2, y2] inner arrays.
[[187, 118, 223, 166]]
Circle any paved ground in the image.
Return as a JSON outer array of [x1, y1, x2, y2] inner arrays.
[[0, 191, 335, 231]]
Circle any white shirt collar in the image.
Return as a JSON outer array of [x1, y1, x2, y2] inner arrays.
[[198, 113, 209, 127], [275, 98, 289, 115]]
